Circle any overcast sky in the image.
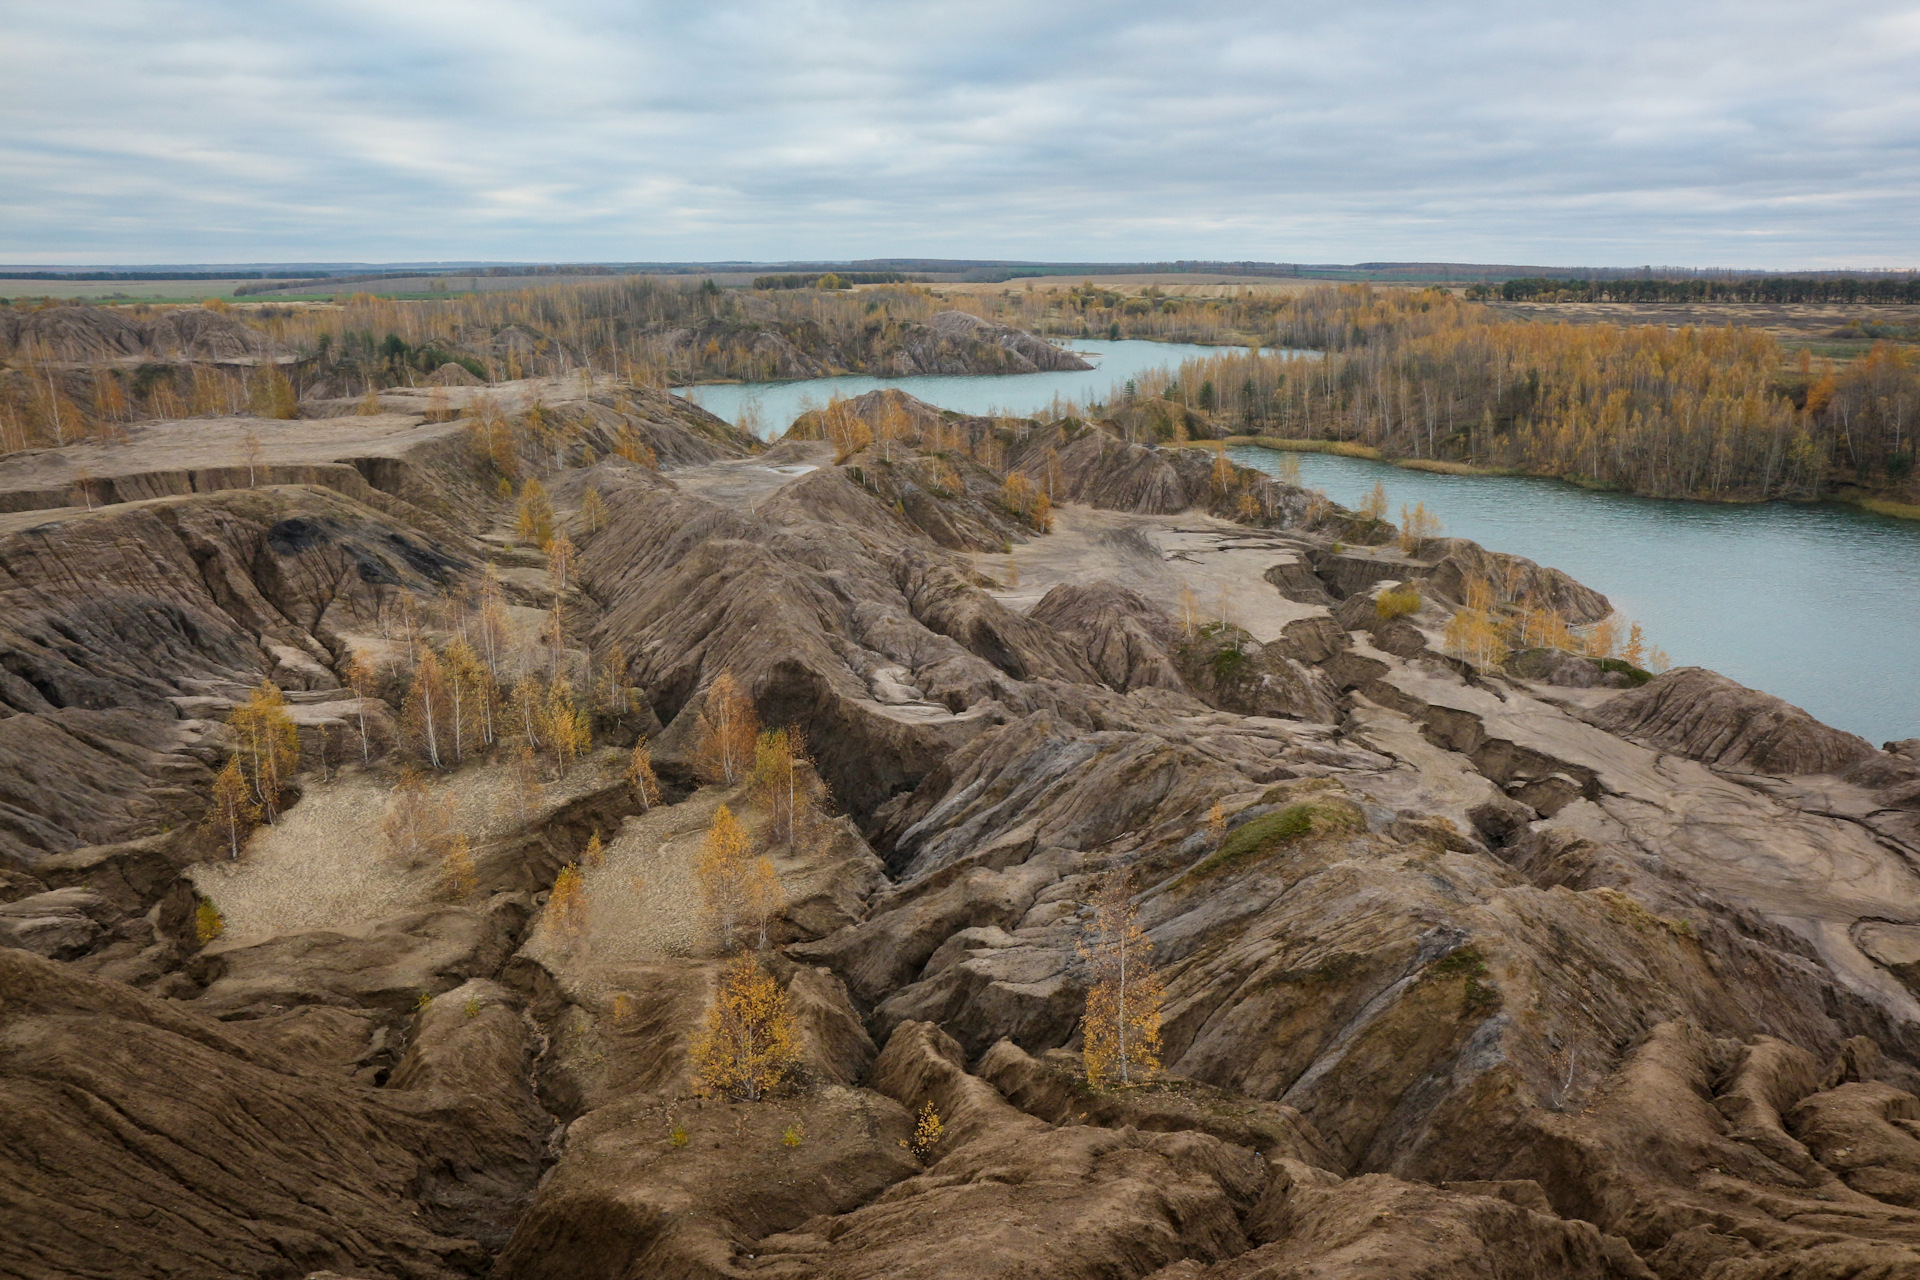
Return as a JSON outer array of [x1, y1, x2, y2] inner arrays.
[[2, 0, 1916, 268]]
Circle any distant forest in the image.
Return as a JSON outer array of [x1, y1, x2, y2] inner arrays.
[[1481, 276, 1920, 305], [1115, 288, 1916, 504], [2, 278, 1914, 508]]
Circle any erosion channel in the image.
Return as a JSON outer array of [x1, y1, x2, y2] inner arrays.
[[5, 372, 1920, 1280]]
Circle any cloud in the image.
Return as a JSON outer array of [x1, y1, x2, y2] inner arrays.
[[1, 0, 1915, 266]]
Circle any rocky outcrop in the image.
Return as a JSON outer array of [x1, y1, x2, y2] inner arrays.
[[1586, 665, 1880, 775], [920, 309, 1092, 373]]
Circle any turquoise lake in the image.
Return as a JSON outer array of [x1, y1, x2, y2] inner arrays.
[[675, 338, 1279, 430], [676, 341, 1919, 746], [1228, 447, 1920, 748]]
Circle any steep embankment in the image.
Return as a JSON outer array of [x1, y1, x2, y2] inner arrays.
[[5, 383, 1920, 1280]]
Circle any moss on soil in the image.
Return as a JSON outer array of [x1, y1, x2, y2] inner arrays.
[[1192, 796, 1366, 878]]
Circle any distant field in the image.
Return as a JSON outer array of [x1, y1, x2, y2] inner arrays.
[[922, 275, 1336, 300], [0, 277, 301, 302], [240, 270, 761, 299], [1488, 299, 1920, 349]]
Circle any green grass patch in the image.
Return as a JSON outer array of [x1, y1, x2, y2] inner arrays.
[[1857, 496, 1920, 522], [1233, 436, 1383, 460], [1191, 798, 1365, 878], [1211, 646, 1249, 681], [1592, 657, 1654, 686], [1394, 458, 1482, 476]]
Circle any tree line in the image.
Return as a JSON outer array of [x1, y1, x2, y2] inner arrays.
[[1124, 288, 1917, 502], [1481, 276, 1920, 305]]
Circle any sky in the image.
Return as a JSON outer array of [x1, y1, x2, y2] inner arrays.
[[2, 0, 1917, 268]]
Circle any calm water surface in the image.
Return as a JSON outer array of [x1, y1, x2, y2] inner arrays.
[[1230, 447, 1920, 746], [679, 341, 1917, 744], [675, 339, 1291, 432]]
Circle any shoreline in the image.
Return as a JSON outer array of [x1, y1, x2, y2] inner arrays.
[[1226, 435, 1920, 521]]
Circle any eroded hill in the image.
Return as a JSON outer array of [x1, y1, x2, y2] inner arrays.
[[3, 379, 1920, 1280]]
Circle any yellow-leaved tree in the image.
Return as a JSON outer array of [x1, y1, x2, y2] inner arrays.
[[581, 485, 608, 534], [749, 726, 825, 851], [542, 676, 592, 776], [691, 953, 800, 1101], [628, 739, 662, 811], [516, 477, 555, 548], [441, 834, 476, 899], [548, 863, 588, 937], [402, 648, 452, 769], [1398, 501, 1442, 554], [747, 856, 783, 950], [696, 804, 753, 951], [1078, 871, 1165, 1088], [208, 755, 259, 860], [1209, 443, 1234, 497], [441, 638, 491, 761], [230, 680, 300, 821], [345, 652, 380, 763], [1359, 481, 1389, 521], [693, 671, 759, 787]]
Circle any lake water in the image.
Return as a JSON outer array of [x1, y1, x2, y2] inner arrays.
[[675, 339, 1286, 433], [680, 341, 1918, 745], [1230, 447, 1920, 746]]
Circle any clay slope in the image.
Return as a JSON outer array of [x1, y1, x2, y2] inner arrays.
[[0, 304, 288, 364], [6, 382, 1920, 1280], [661, 308, 1088, 380]]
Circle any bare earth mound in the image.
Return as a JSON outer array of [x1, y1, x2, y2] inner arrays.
[[3, 374, 1919, 1280]]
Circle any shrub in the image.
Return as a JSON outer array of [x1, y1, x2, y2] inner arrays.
[[1211, 645, 1248, 682], [193, 897, 225, 945], [1375, 584, 1422, 620], [904, 1102, 944, 1160]]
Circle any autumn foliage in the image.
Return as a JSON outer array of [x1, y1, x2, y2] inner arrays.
[[693, 672, 760, 786], [1442, 573, 1671, 673], [748, 726, 826, 851], [548, 863, 588, 937], [627, 739, 663, 810], [696, 804, 755, 951], [1079, 872, 1165, 1087], [208, 756, 260, 860], [690, 953, 801, 1102], [229, 680, 300, 821]]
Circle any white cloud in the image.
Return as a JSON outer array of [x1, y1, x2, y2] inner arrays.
[[0, 0, 1914, 265]]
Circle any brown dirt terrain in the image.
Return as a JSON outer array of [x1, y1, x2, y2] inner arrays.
[[5, 371, 1920, 1280]]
